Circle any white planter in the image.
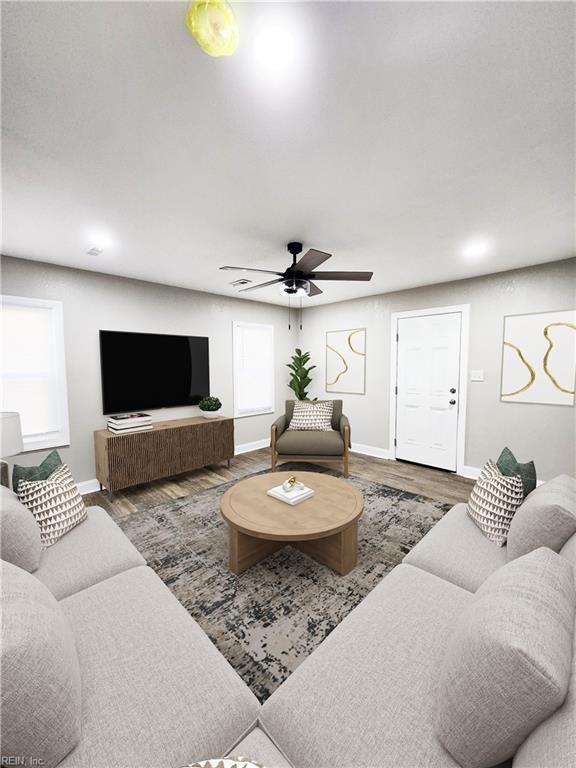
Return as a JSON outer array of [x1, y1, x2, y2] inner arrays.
[[201, 411, 221, 419]]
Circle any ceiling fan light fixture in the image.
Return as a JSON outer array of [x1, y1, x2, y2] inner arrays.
[[185, 0, 239, 57], [280, 278, 310, 297]]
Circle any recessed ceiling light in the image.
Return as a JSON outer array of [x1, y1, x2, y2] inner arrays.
[[250, 10, 306, 88], [84, 228, 117, 252], [461, 237, 494, 260]]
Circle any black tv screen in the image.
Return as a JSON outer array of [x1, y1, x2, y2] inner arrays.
[[99, 330, 210, 414]]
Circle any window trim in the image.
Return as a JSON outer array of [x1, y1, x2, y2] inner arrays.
[[1, 294, 70, 452], [232, 320, 275, 418]]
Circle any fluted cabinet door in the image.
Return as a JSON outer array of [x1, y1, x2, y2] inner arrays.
[[178, 419, 234, 472], [105, 428, 181, 489]]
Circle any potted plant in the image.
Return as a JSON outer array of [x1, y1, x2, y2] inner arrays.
[[287, 349, 316, 400], [198, 396, 222, 419]]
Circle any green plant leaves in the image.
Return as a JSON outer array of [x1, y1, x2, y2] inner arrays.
[[287, 348, 315, 400]]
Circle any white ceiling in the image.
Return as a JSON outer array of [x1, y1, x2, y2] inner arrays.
[[2, 1, 574, 306]]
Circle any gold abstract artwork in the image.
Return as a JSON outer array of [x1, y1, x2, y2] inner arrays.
[[326, 328, 366, 394], [501, 311, 575, 406]]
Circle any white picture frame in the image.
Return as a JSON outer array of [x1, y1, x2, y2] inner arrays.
[[325, 328, 366, 395], [500, 309, 575, 406]]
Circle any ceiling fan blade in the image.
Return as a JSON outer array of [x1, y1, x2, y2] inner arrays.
[[238, 278, 284, 292], [220, 266, 283, 275], [307, 281, 323, 297], [295, 249, 332, 272], [309, 271, 373, 281]]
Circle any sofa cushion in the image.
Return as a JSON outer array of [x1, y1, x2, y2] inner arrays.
[[12, 448, 63, 491], [560, 532, 576, 568], [227, 728, 293, 768], [261, 563, 471, 768], [436, 548, 575, 768], [0, 484, 41, 572], [59, 565, 259, 768], [276, 429, 344, 456], [512, 573, 576, 768], [0, 560, 82, 768], [507, 475, 576, 561], [34, 506, 145, 599], [403, 503, 508, 592]]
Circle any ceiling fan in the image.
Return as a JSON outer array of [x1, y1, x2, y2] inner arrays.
[[220, 242, 373, 297]]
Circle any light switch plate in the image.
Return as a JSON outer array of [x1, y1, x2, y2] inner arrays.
[[471, 370, 484, 382]]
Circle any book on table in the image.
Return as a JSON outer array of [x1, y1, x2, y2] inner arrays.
[[108, 412, 152, 426], [107, 424, 153, 434], [267, 484, 315, 506]]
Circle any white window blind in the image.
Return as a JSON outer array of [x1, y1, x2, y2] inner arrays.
[[233, 321, 274, 418], [1, 295, 70, 451]]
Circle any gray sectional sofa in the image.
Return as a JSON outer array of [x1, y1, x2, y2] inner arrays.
[[1, 474, 575, 768]]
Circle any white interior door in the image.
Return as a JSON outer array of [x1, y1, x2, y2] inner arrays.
[[395, 312, 462, 471]]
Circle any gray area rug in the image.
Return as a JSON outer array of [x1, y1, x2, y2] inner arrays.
[[109, 464, 450, 702]]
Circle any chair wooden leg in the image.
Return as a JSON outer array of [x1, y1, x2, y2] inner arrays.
[[271, 426, 277, 471], [343, 424, 350, 478]]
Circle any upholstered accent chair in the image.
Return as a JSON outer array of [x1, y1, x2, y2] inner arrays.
[[270, 400, 351, 477]]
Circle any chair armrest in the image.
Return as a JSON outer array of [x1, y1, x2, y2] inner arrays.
[[340, 414, 351, 447], [271, 415, 287, 447]]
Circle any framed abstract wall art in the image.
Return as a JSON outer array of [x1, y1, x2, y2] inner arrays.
[[326, 328, 366, 395], [500, 309, 575, 406]]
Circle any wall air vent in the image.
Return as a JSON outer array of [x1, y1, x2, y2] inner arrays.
[[230, 279, 252, 287], [87, 247, 104, 256]]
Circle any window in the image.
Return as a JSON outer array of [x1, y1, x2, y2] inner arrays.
[[1, 295, 70, 451], [233, 321, 274, 418]]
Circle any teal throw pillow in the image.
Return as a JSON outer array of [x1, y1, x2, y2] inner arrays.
[[496, 447, 537, 498], [12, 450, 63, 492]]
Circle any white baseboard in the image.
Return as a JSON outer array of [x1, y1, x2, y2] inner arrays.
[[76, 479, 101, 495], [235, 438, 270, 455], [459, 465, 481, 480], [351, 443, 393, 461]]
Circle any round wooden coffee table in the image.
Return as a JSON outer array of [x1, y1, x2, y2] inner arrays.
[[220, 471, 363, 576]]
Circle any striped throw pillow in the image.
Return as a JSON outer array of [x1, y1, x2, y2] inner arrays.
[[17, 464, 87, 548], [288, 400, 334, 431], [467, 460, 524, 547]]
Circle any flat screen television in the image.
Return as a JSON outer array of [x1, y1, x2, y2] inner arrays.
[[99, 330, 210, 414]]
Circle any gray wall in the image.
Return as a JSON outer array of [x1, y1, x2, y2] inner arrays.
[[2, 255, 575, 484], [299, 259, 576, 480], [1, 256, 296, 483]]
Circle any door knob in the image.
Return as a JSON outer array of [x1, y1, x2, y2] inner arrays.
[[449, 399, 456, 405], [450, 388, 456, 394]]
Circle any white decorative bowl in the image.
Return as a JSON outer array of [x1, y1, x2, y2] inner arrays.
[[201, 411, 220, 419]]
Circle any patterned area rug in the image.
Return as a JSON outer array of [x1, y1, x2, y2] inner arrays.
[[109, 464, 450, 702]]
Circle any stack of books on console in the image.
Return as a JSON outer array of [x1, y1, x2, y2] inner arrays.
[[267, 482, 315, 506], [107, 413, 153, 434]]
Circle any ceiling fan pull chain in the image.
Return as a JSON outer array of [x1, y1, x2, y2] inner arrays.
[[288, 294, 291, 330], [299, 296, 303, 330]]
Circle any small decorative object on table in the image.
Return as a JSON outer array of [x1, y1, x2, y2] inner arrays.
[[198, 396, 222, 419], [268, 476, 315, 506], [282, 475, 300, 492], [185, 759, 262, 768]]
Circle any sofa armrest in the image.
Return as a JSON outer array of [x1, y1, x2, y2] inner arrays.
[[271, 415, 287, 447], [340, 415, 351, 448]]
